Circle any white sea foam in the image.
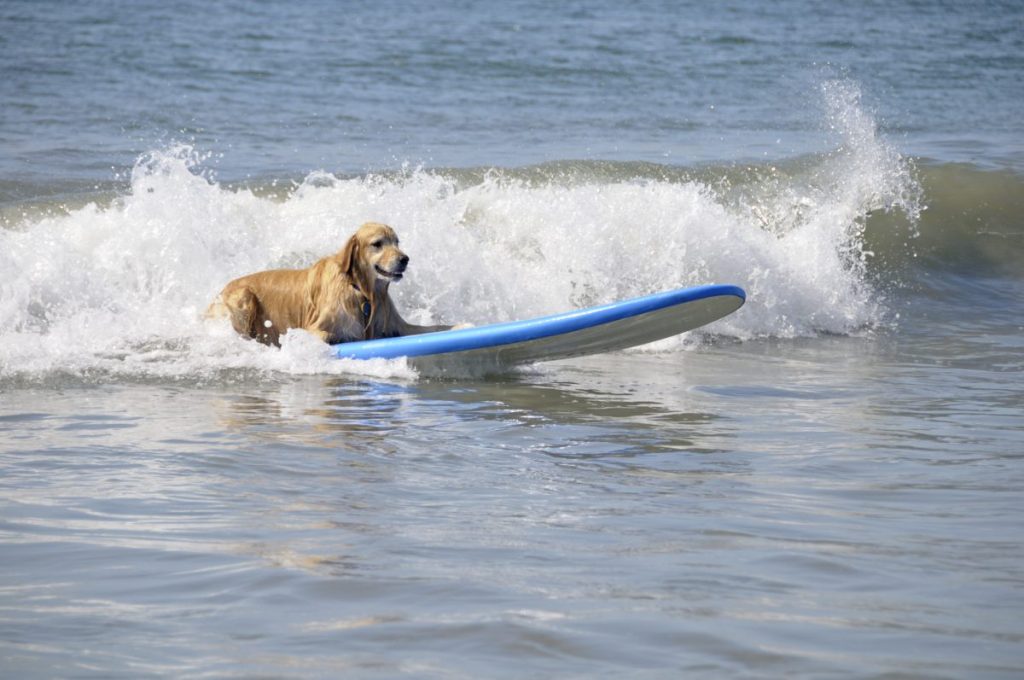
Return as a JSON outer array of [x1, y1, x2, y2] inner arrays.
[[0, 83, 920, 384]]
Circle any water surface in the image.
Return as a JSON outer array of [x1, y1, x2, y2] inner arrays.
[[1, 0, 1023, 677]]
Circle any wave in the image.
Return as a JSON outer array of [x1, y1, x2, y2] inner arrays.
[[4, 80, 1011, 384], [865, 162, 1024, 277]]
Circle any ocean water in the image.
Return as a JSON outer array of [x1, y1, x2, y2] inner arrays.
[[1, 1, 1023, 678]]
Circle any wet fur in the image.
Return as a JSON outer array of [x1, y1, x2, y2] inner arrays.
[[206, 222, 452, 346]]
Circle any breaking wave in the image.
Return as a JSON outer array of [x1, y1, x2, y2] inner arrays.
[[1, 81, 947, 384]]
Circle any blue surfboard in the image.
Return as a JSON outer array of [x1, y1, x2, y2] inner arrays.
[[330, 284, 745, 371]]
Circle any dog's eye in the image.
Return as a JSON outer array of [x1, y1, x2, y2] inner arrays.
[[371, 240, 383, 249]]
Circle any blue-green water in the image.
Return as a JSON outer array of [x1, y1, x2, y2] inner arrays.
[[1, 1, 1022, 677], [3, 0, 1022, 184]]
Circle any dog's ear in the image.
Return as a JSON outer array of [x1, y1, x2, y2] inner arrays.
[[338, 233, 359, 277]]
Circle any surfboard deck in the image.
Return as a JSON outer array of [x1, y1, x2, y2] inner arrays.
[[329, 284, 745, 371]]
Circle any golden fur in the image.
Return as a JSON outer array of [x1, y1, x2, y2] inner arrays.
[[206, 222, 452, 346]]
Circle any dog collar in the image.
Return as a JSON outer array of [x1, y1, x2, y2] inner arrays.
[[350, 281, 372, 321]]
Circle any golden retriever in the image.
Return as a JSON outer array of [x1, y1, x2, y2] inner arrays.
[[206, 222, 454, 346]]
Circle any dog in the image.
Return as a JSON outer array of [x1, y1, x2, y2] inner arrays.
[[206, 222, 455, 346]]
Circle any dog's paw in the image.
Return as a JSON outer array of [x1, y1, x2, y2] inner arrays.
[[451, 322, 475, 331]]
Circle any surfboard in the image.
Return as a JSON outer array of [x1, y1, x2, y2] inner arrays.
[[329, 284, 745, 372]]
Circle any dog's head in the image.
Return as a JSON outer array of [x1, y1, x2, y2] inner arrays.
[[339, 222, 409, 289]]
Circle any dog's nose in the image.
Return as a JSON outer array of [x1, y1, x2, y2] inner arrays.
[[399, 255, 409, 268]]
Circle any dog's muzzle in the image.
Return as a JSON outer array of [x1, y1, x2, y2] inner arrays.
[[375, 258, 408, 281]]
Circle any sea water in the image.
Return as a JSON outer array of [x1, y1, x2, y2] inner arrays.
[[1, 1, 1022, 678]]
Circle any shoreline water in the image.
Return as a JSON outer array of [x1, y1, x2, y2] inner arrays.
[[3, 327, 1022, 677]]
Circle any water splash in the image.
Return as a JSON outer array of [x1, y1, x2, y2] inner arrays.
[[0, 82, 921, 384]]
